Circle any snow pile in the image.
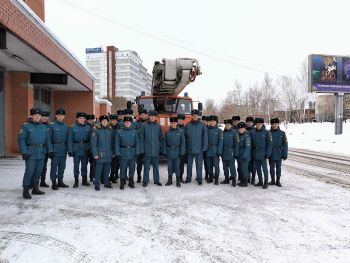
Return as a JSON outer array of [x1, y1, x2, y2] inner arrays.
[[279, 122, 350, 155]]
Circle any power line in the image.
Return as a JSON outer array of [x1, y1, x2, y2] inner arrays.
[[53, 0, 293, 77]]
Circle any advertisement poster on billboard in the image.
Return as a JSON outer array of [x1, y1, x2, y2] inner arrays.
[[308, 54, 350, 93]]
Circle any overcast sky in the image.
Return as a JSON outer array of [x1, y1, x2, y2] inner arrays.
[[45, 0, 350, 104]]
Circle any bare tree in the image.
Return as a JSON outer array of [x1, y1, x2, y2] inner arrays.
[[203, 98, 218, 116], [261, 73, 276, 120], [104, 96, 128, 113]]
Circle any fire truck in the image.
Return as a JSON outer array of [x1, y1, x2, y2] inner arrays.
[[128, 58, 202, 132]]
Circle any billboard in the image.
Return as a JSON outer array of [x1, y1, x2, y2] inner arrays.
[[85, 47, 103, 54], [308, 54, 350, 93]]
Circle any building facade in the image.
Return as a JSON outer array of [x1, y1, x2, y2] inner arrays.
[[85, 46, 152, 101], [0, 0, 110, 156]]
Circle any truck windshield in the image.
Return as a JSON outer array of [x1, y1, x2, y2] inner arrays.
[[138, 98, 192, 114]]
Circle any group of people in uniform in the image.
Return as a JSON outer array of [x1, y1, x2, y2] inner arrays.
[[18, 107, 288, 200]]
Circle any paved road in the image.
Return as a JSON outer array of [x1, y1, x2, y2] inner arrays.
[[0, 157, 349, 263]]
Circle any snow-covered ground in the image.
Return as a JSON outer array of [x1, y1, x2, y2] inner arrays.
[[279, 122, 350, 155], [0, 157, 349, 263]]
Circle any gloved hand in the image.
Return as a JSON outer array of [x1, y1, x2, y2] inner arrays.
[[235, 155, 239, 160], [265, 155, 270, 159], [48, 152, 55, 159], [68, 152, 74, 157], [282, 157, 287, 161], [22, 153, 29, 161]]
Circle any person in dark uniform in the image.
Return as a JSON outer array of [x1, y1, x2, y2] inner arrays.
[[163, 117, 185, 187], [232, 116, 240, 130], [246, 116, 255, 184], [68, 112, 92, 188], [232, 115, 241, 182], [221, 119, 240, 186], [142, 110, 163, 187], [201, 116, 210, 181], [18, 108, 53, 199], [115, 116, 141, 190], [49, 109, 69, 190], [250, 118, 272, 189], [206, 115, 223, 185], [135, 109, 148, 183], [269, 118, 288, 187], [109, 114, 119, 184], [39, 110, 51, 188], [90, 115, 114, 191], [177, 114, 186, 183], [86, 114, 96, 182], [185, 110, 208, 185], [237, 122, 251, 187]]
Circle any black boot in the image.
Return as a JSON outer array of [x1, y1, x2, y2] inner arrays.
[[82, 176, 90, 186], [220, 176, 230, 184], [238, 180, 248, 187], [165, 176, 173, 186], [128, 177, 135, 188], [23, 186, 32, 199], [32, 183, 45, 195], [40, 179, 49, 188], [137, 174, 142, 183], [251, 175, 255, 185], [214, 176, 219, 185], [254, 181, 263, 187], [207, 175, 213, 184], [51, 179, 58, 190], [89, 175, 94, 182], [73, 178, 79, 188], [205, 173, 208, 181], [268, 177, 276, 185], [176, 177, 181, 188], [263, 180, 268, 189], [276, 176, 282, 187], [95, 185, 100, 191], [120, 178, 126, 190], [180, 174, 184, 183], [57, 179, 69, 188], [154, 182, 162, 186], [231, 177, 236, 187], [109, 175, 117, 184]]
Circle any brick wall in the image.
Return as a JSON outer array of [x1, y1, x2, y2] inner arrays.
[[0, 0, 93, 90], [52, 90, 94, 125], [6, 72, 33, 154], [23, 0, 45, 21]]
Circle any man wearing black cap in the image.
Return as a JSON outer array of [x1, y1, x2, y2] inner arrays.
[[163, 117, 185, 187], [90, 115, 114, 191], [184, 109, 208, 185], [109, 114, 119, 184], [39, 111, 51, 188], [135, 109, 148, 183], [246, 116, 255, 184], [237, 122, 251, 187], [250, 118, 272, 189], [232, 116, 241, 130], [18, 108, 53, 199], [117, 110, 125, 123], [177, 114, 187, 182], [269, 118, 288, 187], [206, 115, 223, 185], [86, 114, 96, 182], [142, 110, 163, 187], [221, 119, 240, 186], [49, 108, 69, 190], [68, 112, 92, 188], [115, 116, 141, 190]]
